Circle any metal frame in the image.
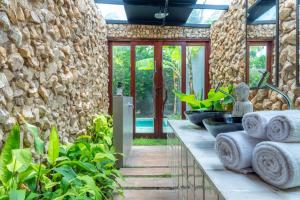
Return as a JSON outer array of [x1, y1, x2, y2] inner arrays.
[[275, 0, 279, 86], [108, 39, 210, 138], [296, 0, 300, 86], [95, 0, 229, 27]]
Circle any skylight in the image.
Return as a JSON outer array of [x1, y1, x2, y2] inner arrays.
[[255, 5, 276, 22], [186, 9, 226, 24], [196, 0, 231, 5], [96, 4, 127, 21]]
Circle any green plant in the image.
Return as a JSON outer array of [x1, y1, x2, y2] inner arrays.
[[175, 85, 234, 111], [0, 114, 122, 200]]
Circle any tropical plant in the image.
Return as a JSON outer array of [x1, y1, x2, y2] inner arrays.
[[0, 114, 122, 200], [175, 85, 234, 111]]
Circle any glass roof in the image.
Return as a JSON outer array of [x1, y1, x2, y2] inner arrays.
[[186, 9, 226, 24], [196, 0, 231, 5], [255, 5, 276, 22], [96, 4, 127, 21]]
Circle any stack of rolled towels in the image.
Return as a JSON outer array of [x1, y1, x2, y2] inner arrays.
[[215, 110, 300, 189]]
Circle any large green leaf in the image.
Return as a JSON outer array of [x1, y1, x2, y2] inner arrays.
[[77, 175, 101, 200], [0, 124, 20, 186], [48, 127, 60, 165], [25, 123, 44, 154], [7, 149, 32, 173], [8, 189, 25, 200]]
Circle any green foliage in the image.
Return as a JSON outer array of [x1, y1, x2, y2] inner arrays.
[[25, 123, 45, 155], [47, 127, 59, 165], [249, 46, 267, 88], [0, 124, 20, 188], [175, 85, 234, 111], [0, 114, 122, 200]]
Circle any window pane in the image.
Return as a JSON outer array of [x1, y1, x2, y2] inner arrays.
[[163, 46, 182, 133], [112, 46, 131, 96], [135, 46, 155, 134], [255, 5, 276, 22], [96, 4, 127, 20], [186, 46, 206, 101], [249, 45, 267, 88], [187, 9, 226, 24], [196, 0, 231, 5]]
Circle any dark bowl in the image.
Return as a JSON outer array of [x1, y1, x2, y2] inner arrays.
[[202, 117, 244, 137], [184, 110, 231, 127]]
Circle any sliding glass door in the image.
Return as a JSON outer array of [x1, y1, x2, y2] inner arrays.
[[109, 41, 209, 138]]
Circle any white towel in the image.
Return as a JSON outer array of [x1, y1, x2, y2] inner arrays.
[[266, 111, 300, 142], [216, 131, 263, 172], [252, 142, 300, 189], [242, 110, 299, 139]]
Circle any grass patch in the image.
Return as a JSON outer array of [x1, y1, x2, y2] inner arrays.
[[133, 138, 167, 146]]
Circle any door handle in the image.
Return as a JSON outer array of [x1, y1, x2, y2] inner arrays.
[[127, 103, 134, 109]]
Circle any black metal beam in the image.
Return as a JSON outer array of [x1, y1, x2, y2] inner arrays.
[[275, 0, 279, 86], [247, 0, 275, 23]]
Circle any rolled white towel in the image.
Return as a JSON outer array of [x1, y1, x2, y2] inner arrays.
[[266, 112, 300, 142], [216, 131, 263, 172], [252, 142, 300, 189], [242, 110, 299, 139]]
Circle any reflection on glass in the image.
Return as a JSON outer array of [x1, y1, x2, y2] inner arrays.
[[163, 46, 182, 133], [112, 46, 131, 96], [96, 4, 127, 20], [186, 46, 206, 100], [135, 46, 154, 134], [255, 5, 276, 22], [249, 45, 267, 88], [197, 0, 231, 5], [187, 9, 226, 24]]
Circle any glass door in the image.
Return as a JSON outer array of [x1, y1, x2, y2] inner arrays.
[[135, 45, 155, 135], [162, 45, 182, 134], [109, 41, 210, 138]]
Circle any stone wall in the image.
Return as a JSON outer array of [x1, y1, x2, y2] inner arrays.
[[209, 0, 247, 87], [209, 0, 300, 110], [251, 0, 300, 110], [0, 0, 109, 146], [107, 24, 210, 39]]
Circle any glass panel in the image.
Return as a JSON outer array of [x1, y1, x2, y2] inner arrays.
[[162, 46, 182, 133], [196, 0, 231, 5], [186, 46, 206, 101], [187, 9, 226, 24], [112, 46, 131, 96], [255, 5, 276, 22], [96, 4, 127, 20], [135, 46, 155, 134], [204, 177, 219, 200], [249, 45, 267, 88]]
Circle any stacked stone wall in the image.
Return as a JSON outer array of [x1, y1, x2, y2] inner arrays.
[[0, 0, 109, 146]]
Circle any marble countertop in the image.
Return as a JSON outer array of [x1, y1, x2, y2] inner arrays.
[[168, 120, 300, 200]]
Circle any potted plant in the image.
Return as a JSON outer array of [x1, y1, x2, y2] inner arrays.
[[175, 85, 235, 127]]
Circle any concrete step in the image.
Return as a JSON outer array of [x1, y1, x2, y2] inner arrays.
[[120, 167, 171, 177], [118, 177, 175, 189], [114, 190, 177, 200], [124, 146, 169, 167]]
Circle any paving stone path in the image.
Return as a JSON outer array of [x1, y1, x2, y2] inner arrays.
[[114, 146, 177, 200]]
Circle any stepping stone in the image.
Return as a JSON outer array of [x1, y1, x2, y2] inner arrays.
[[120, 167, 171, 177], [124, 146, 169, 167], [118, 177, 175, 189], [114, 190, 177, 200]]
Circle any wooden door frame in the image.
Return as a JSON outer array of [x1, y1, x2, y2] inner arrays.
[[246, 40, 273, 84], [108, 39, 210, 138]]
